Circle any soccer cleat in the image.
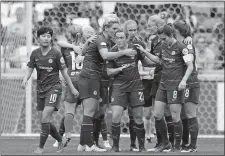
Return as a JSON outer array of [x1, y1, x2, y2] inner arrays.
[[154, 142, 172, 152], [139, 146, 147, 152], [56, 142, 64, 153], [171, 146, 181, 152], [53, 141, 58, 147], [181, 145, 198, 152], [181, 143, 189, 150], [147, 142, 160, 152], [163, 144, 174, 152], [33, 147, 43, 154], [130, 144, 139, 152], [77, 144, 86, 152], [110, 145, 120, 152], [63, 132, 72, 147], [85, 144, 107, 152], [103, 140, 112, 149], [146, 137, 152, 143]]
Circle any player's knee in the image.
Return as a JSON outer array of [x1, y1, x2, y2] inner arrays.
[[41, 116, 50, 123], [171, 112, 181, 122], [153, 112, 163, 120]]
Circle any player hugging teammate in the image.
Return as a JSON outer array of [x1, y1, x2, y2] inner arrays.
[[23, 11, 199, 154]]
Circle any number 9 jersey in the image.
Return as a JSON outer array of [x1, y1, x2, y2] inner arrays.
[[61, 47, 84, 81]]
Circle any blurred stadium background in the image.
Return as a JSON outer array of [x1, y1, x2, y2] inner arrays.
[[0, 1, 224, 138]]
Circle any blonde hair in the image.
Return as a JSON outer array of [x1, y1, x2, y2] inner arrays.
[[123, 20, 138, 35], [102, 14, 120, 31], [148, 14, 166, 27]]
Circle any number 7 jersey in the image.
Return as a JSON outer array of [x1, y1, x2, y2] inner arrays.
[[61, 47, 83, 81]]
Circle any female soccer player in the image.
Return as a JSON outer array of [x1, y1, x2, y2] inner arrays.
[[21, 27, 79, 154]]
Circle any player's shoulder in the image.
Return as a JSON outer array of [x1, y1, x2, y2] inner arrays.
[[30, 47, 40, 56]]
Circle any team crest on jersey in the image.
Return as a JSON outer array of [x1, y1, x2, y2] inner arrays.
[[93, 91, 97, 95], [182, 48, 189, 55], [100, 42, 107, 46], [171, 51, 176, 55], [60, 57, 65, 64], [48, 58, 53, 63], [187, 45, 193, 50], [111, 97, 114, 102], [99, 98, 102, 102]]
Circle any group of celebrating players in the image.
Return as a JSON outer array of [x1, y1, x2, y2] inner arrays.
[[21, 11, 200, 154]]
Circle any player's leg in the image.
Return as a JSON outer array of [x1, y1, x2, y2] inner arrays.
[[110, 91, 127, 152], [181, 88, 200, 152], [167, 90, 185, 152], [164, 105, 175, 148], [180, 105, 189, 150], [127, 106, 138, 151], [130, 91, 146, 152], [78, 76, 106, 152], [148, 89, 171, 152]]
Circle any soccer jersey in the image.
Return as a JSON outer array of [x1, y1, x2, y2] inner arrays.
[[159, 40, 194, 90], [106, 43, 145, 92], [80, 32, 113, 79], [61, 47, 83, 81], [183, 44, 200, 88], [27, 47, 66, 97]]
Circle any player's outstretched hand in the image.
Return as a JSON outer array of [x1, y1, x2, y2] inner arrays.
[[134, 44, 146, 53], [123, 48, 137, 57], [178, 80, 186, 90], [120, 64, 131, 71], [72, 88, 79, 98], [21, 80, 27, 89], [183, 36, 192, 45], [87, 35, 98, 43]]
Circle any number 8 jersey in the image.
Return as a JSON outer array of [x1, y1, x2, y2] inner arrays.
[[61, 47, 84, 81]]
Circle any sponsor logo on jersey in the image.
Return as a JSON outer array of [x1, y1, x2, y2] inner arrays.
[[100, 42, 107, 46], [48, 58, 53, 63], [171, 51, 176, 55], [182, 48, 189, 55]]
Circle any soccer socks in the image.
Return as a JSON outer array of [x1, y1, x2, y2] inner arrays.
[[135, 123, 145, 148], [93, 118, 101, 145], [59, 116, 65, 136], [165, 115, 175, 146], [129, 116, 136, 146], [155, 118, 169, 144], [80, 115, 94, 147], [39, 123, 50, 149], [111, 122, 121, 147], [100, 117, 108, 141], [182, 118, 189, 145], [50, 123, 62, 142], [64, 113, 74, 133], [174, 120, 183, 148], [143, 117, 151, 138], [188, 117, 199, 147]]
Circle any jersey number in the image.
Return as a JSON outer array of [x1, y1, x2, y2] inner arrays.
[[70, 51, 82, 70], [173, 91, 177, 99], [138, 92, 144, 102], [49, 94, 57, 103], [185, 89, 189, 98]]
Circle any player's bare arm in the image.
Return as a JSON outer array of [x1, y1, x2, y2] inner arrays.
[[99, 48, 137, 60], [134, 44, 161, 64], [21, 67, 34, 89], [178, 54, 194, 90], [57, 40, 82, 55], [107, 64, 130, 77], [60, 68, 79, 98]]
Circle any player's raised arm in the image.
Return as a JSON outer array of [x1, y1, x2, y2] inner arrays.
[[178, 47, 194, 90], [81, 35, 97, 56]]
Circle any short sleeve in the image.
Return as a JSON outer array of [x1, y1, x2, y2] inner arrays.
[[56, 51, 66, 70], [27, 51, 36, 68], [96, 36, 108, 51]]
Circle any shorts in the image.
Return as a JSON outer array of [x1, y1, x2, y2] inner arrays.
[[36, 88, 62, 111], [64, 81, 82, 105], [150, 81, 160, 98], [100, 81, 109, 106], [142, 79, 153, 107], [184, 87, 200, 104], [155, 88, 185, 104], [111, 90, 145, 108], [78, 75, 100, 100]]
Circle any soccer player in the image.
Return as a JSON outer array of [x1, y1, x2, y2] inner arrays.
[[21, 27, 79, 154], [173, 20, 199, 152], [135, 24, 194, 152], [107, 29, 154, 152], [77, 15, 137, 152]]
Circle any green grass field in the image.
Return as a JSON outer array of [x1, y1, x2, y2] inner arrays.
[[0, 136, 224, 155]]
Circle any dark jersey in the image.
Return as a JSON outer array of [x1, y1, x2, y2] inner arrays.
[[160, 41, 194, 90], [80, 33, 113, 79], [106, 43, 145, 92], [183, 44, 200, 88], [27, 47, 66, 97], [61, 47, 83, 81]]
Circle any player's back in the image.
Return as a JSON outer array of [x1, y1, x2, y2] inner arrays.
[[61, 47, 83, 81]]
